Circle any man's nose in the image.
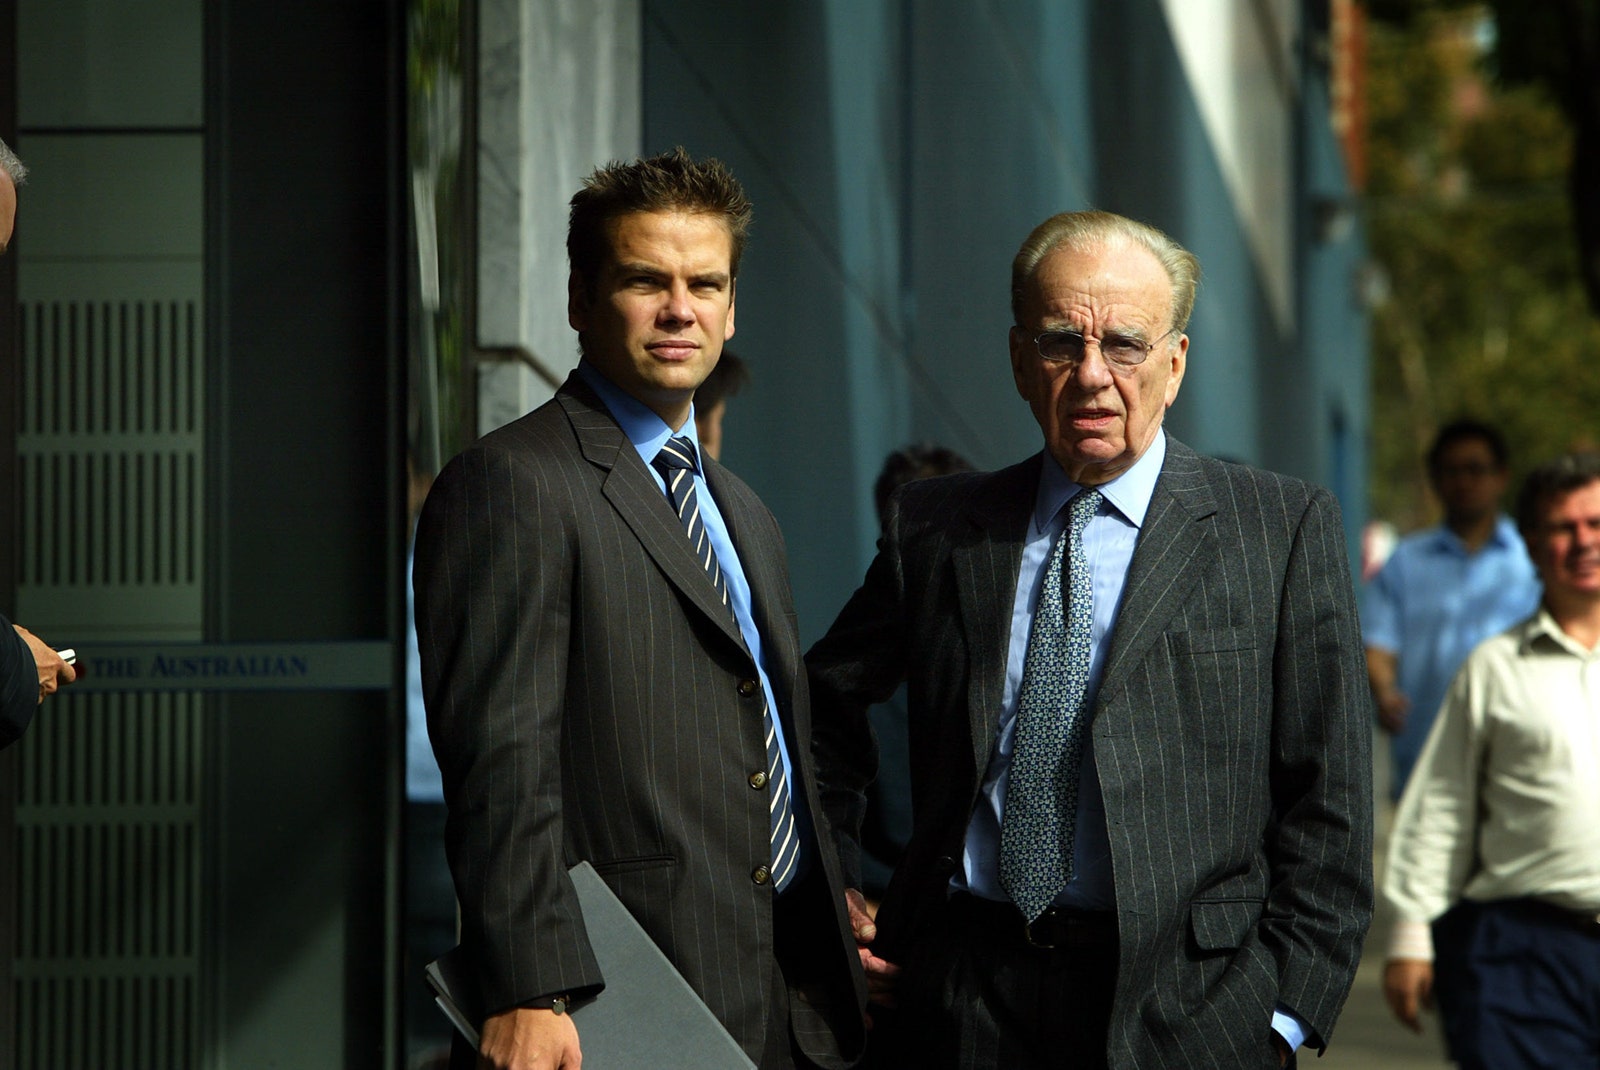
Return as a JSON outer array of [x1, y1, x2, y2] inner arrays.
[[1069, 344, 1115, 389], [659, 283, 694, 325]]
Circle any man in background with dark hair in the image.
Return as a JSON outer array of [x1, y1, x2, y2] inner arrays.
[[871, 445, 975, 531], [1363, 418, 1540, 798], [415, 148, 865, 1070], [694, 347, 749, 461], [1383, 451, 1600, 1066], [858, 444, 974, 899], [0, 135, 77, 747]]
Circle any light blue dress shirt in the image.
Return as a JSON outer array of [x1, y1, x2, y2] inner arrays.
[[1362, 515, 1539, 794], [406, 534, 446, 802], [577, 362, 809, 875], [954, 432, 1164, 910], [953, 431, 1308, 1051]]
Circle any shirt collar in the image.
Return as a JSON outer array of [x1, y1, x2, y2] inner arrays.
[[1425, 514, 1522, 555], [1034, 428, 1167, 532], [1521, 606, 1599, 658], [1489, 514, 1524, 549], [576, 359, 704, 471]]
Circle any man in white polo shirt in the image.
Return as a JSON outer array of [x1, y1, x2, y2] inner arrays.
[[1383, 451, 1600, 1068]]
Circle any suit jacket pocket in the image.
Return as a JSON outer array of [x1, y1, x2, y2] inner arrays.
[[1189, 897, 1261, 953], [588, 853, 676, 877], [1165, 625, 1256, 657]]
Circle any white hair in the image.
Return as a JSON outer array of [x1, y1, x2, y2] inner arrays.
[[0, 137, 28, 186]]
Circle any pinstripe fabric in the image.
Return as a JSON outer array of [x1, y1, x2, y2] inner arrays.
[[808, 439, 1374, 1068], [415, 376, 866, 1068]]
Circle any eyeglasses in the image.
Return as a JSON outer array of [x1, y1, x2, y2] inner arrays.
[[1028, 326, 1178, 369]]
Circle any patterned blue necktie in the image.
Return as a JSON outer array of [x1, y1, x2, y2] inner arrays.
[[652, 436, 798, 892], [1000, 486, 1102, 922]]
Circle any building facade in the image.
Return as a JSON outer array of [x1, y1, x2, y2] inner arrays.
[[0, 1, 1367, 1065]]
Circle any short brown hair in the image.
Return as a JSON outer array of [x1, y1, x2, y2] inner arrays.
[[1011, 210, 1200, 332], [567, 147, 753, 298], [1516, 452, 1600, 537]]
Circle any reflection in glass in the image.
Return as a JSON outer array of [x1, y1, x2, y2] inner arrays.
[[404, 0, 464, 1066]]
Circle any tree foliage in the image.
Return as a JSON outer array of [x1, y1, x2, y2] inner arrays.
[[1364, 3, 1600, 530]]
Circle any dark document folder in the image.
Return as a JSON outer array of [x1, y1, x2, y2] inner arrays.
[[426, 861, 756, 1068]]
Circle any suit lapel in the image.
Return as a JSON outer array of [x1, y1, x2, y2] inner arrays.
[[953, 457, 1038, 775], [558, 381, 748, 650], [1100, 439, 1218, 687]]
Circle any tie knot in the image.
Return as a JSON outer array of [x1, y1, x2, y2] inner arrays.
[[653, 435, 699, 475], [1067, 487, 1102, 531]]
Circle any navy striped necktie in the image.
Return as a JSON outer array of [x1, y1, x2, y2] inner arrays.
[[651, 436, 799, 893]]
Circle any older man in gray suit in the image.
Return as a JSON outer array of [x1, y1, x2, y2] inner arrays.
[[415, 149, 866, 1070], [809, 210, 1372, 1069]]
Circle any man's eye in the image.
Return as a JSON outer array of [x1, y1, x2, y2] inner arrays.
[[1039, 333, 1085, 359], [1102, 336, 1144, 357]]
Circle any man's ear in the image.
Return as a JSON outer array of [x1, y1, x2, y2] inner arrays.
[[724, 279, 737, 341], [567, 271, 589, 331], [1164, 333, 1189, 408]]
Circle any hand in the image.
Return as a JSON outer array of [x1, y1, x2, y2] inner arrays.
[[1271, 1030, 1291, 1067], [1382, 958, 1434, 1033], [16, 626, 75, 705], [477, 1005, 582, 1069], [1374, 687, 1410, 734], [845, 887, 902, 1008]]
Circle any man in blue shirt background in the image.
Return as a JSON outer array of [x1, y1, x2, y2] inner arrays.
[[1363, 419, 1541, 799]]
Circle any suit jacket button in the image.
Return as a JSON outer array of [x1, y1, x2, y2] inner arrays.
[[752, 865, 771, 885], [749, 770, 768, 789], [738, 678, 758, 697], [935, 855, 957, 874]]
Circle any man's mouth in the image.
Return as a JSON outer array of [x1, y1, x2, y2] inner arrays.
[[1069, 409, 1119, 429], [647, 340, 698, 361]]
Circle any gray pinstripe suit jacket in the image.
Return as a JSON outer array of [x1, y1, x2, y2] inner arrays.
[[414, 375, 867, 1067], [808, 438, 1373, 1067]]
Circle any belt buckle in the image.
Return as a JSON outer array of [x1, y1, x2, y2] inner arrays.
[[1023, 909, 1058, 950]]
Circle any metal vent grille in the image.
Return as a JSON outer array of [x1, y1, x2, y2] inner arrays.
[[18, 301, 202, 592], [11, 694, 202, 1070], [14, 295, 205, 1069]]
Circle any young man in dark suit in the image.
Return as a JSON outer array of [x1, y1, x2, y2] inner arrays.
[[415, 148, 866, 1070], [808, 210, 1373, 1069]]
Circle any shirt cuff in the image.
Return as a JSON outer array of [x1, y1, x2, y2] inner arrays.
[[1271, 1005, 1308, 1052], [1386, 917, 1434, 961]]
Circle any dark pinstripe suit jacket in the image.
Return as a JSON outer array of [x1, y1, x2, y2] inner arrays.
[[808, 438, 1373, 1067], [414, 375, 866, 1067]]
